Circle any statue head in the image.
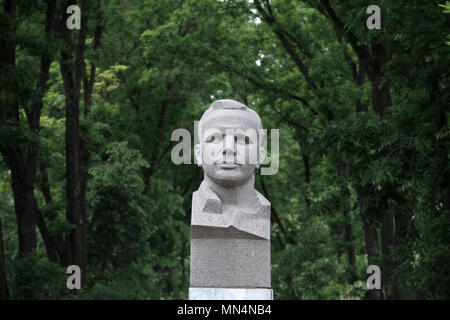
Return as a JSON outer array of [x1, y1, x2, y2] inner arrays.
[[195, 99, 266, 187]]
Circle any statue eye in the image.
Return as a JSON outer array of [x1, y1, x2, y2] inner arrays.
[[235, 135, 251, 144], [206, 136, 215, 142]]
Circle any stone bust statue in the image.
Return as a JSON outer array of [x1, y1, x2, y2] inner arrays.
[[190, 99, 271, 294]]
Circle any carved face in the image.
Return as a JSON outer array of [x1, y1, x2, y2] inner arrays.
[[195, 109, 265, 187]]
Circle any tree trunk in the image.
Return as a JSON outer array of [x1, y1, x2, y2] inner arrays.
[[181, 239, 186, 285], [371, 42, 393, 299], [0, 218, 9, 300], [35, 204, 58, 263], [37, 163, 68, 265], [297, 133, 312, 213], [301, 154, 311, 212], [370, 42, 392, 116], [381, 211, 394, 299], [1, 0, 57, 259], [338, 163, 356, 281], [59, 0, 90, 287], [78, 18, 104, 275], [9, 166, 37, 256], [364, 222, 382, 299], [343, 206, 356, 282], [0, 0, 37, 257], [22, 0, 57, 259]]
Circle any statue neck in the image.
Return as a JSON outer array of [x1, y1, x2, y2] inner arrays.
[[204, 174, 257, 210]]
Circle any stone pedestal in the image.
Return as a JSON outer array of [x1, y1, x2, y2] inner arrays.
[[189, 288, 273, 300], [190, 225, 271, 288]]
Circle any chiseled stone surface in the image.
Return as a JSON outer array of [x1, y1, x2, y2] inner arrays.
[[189, 99, 272, 291], [189, 288, 273, 300], [190, 225, 270, 288], [191, 181, 270, 240]]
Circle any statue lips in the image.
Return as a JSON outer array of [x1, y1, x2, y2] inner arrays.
[[212, 158, 240, 169], [218, 163, 239, 169]]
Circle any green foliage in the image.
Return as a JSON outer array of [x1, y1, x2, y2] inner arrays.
[[74, 260, 161, 300], [6, 255, 65, 300], [87, 142, 149, 268], [0, 0, 449, 300]]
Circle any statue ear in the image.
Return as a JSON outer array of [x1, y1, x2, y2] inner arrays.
[[194, 144, 202, 167], [257, 146, 266, 169]]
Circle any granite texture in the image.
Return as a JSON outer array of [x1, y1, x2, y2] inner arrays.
[[191, 181, 270, 240], [190, 225, 271, 288], [189, 287, 273, 300], [190, 99, 271, 291]]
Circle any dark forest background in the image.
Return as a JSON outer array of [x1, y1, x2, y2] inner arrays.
[[0, 0, 449, 299]]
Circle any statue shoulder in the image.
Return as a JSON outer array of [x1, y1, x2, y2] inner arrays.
[[255, 189, 270, 207], [192, 181, 222, 215]]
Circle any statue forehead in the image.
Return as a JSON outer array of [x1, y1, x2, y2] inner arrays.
[[200, 109, 260, 130]]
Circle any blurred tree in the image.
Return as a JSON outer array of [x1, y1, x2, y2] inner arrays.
[[0, 0, 448, 300]]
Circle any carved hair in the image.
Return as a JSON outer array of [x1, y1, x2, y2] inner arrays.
[[198, 99, 264, 144]]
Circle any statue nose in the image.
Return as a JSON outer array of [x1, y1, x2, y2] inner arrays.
[[223, 135, 236, 154], [221, 135, 236, 163]]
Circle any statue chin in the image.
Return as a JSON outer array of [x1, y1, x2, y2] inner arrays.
[[206, 175, 248, 188], [203, 164, 255, 188]]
